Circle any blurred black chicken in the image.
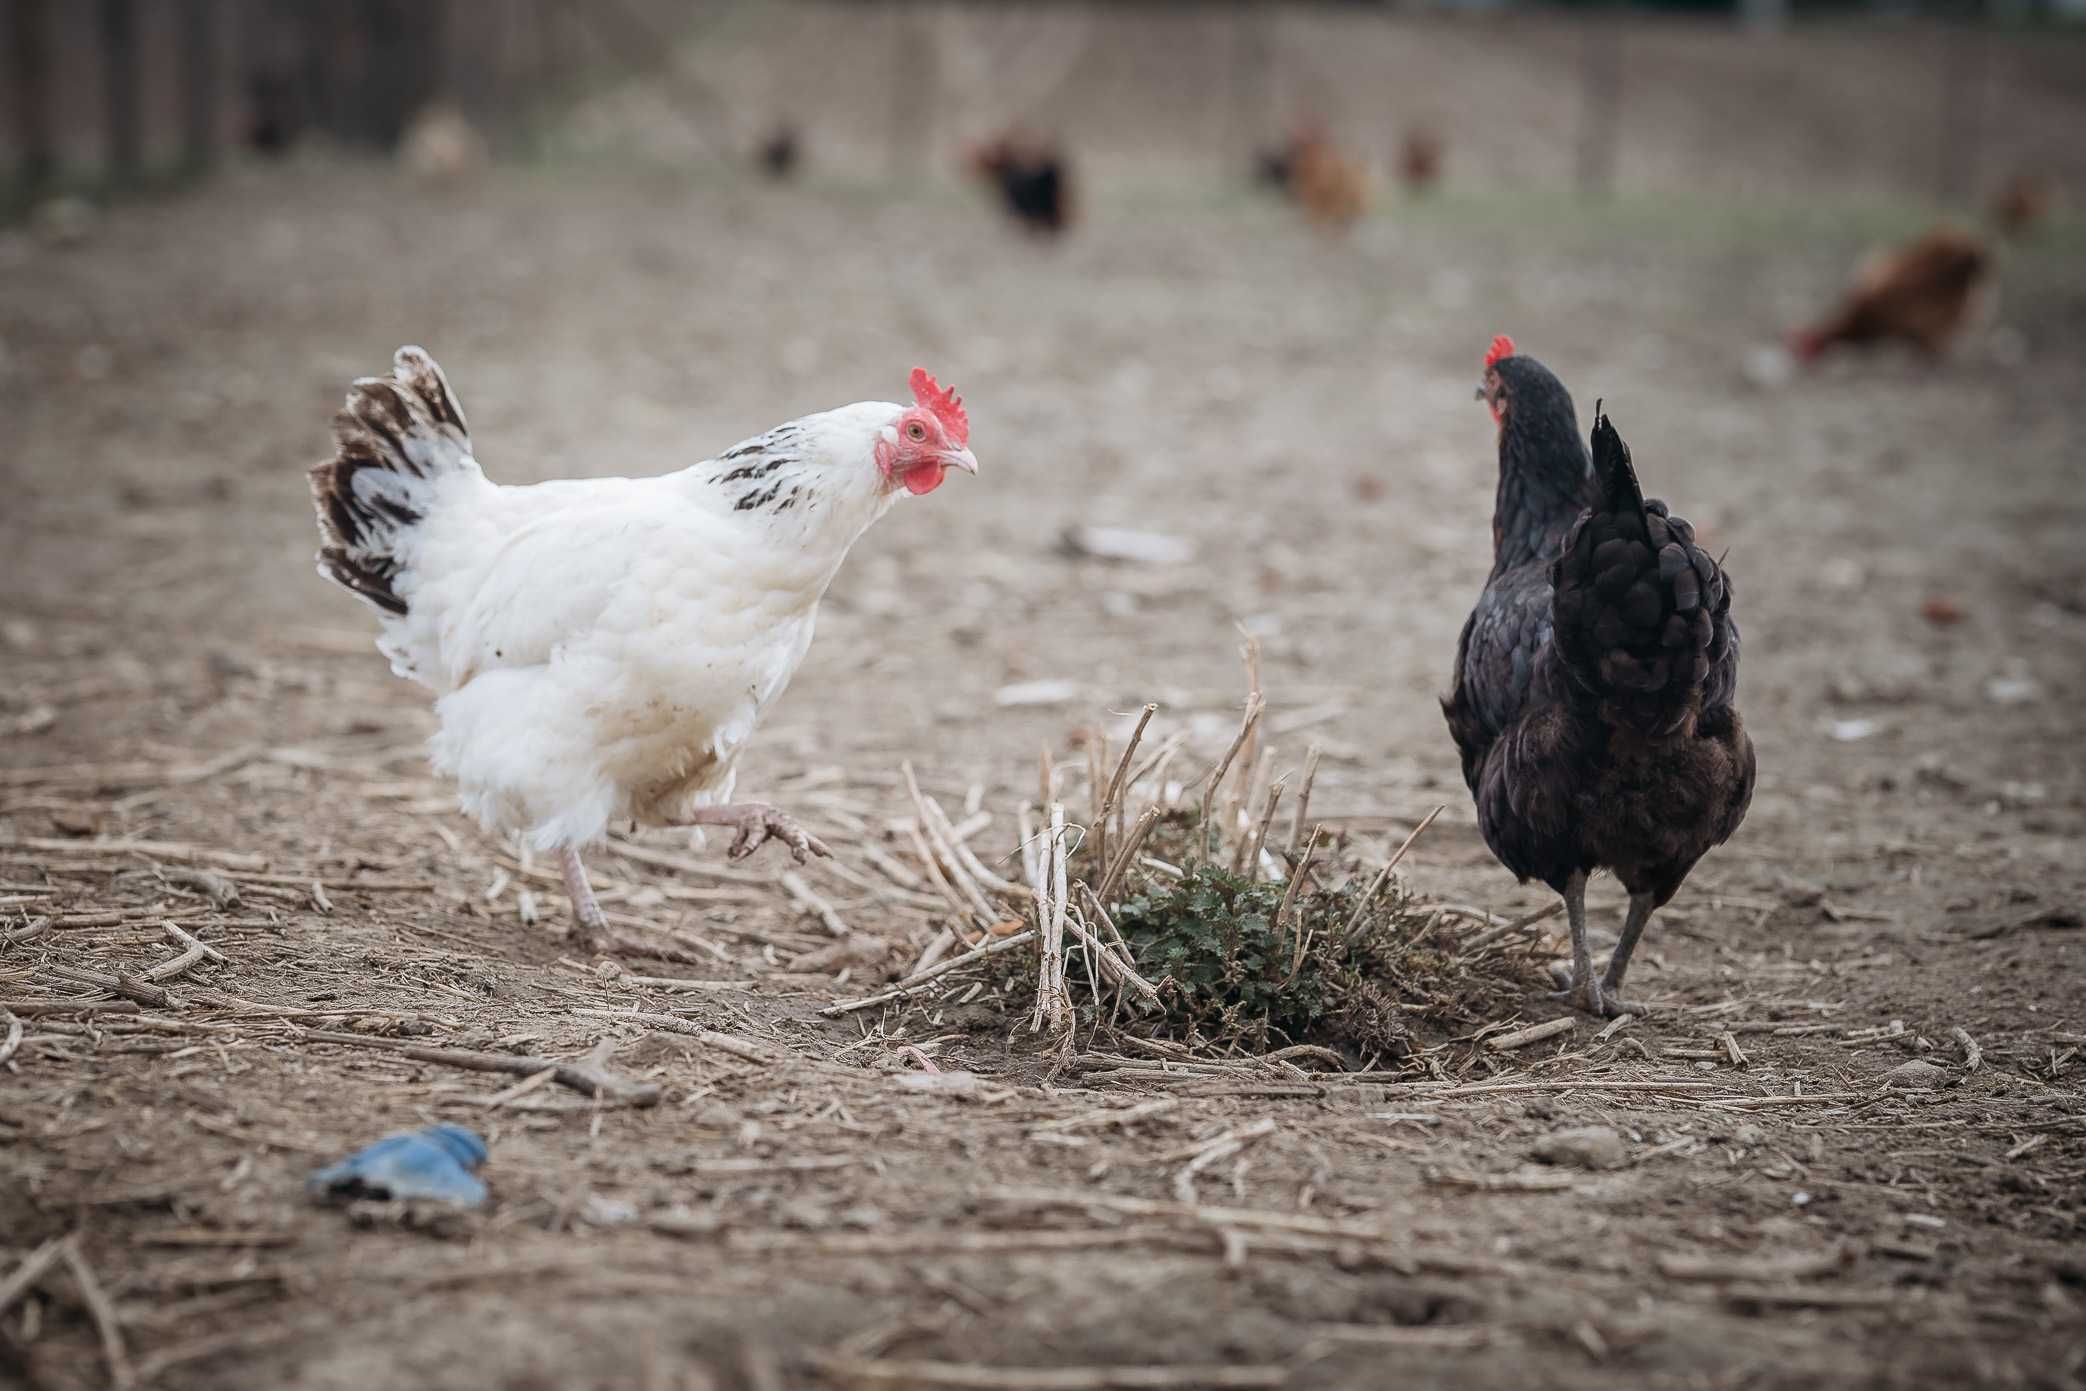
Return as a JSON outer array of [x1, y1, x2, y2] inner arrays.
[[967, 132, 1074, 236], [1443, 337, 1755, 1016], [756, 122, 800, 180]]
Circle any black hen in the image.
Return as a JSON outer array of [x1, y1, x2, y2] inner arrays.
[[968, 133, 1074, 236], [1443, 338, 1755, 1016], [757, 123, 800, 180]]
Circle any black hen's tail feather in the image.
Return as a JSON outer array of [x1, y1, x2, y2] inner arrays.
[[308, 347, 473, 616], [1550, 410, 1735, 735]]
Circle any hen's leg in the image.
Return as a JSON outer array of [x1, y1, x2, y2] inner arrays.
[[1598, 891, 1657, 1012], [1546, 872, 1605, 1016], [560, 847, 608, 950], [679, 804, 831, 864]]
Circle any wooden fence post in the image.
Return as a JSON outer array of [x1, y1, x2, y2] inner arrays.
[[178, 0, 218, 172], [8, 0, 56, 193], [101, 0, 143, 180]]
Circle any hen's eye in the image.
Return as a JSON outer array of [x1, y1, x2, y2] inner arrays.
[[906, 421, 928, 442]]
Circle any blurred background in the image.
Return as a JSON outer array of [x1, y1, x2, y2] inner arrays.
[[2, 0, 2082, 216]]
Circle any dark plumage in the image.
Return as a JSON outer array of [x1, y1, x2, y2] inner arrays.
[[968, 133, 1074, 236], [756, 123, 799, 180], [1443, 343, 1755, 1016]]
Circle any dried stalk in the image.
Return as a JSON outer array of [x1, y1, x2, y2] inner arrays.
[[1287, 745, 1323, 856], [1029, 804, 1074, 1034], [1095, 807, 1161, 906], [1093, 703, 1158, 877], [1237, 780, 1286, 878], [917, 788, 1027, 898], [1061, 908, 1161, 1006], [1278, 826, 1326, 980], [1338, 805, 1444, 943], [906, 820, 992, 929], [1195, 694, 1264, 866], [821, 929, 1038, 1017]]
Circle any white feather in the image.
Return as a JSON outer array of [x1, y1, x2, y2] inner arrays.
[[359, 398, 911, 852]]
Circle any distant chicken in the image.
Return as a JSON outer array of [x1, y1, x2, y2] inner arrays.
[[1260, 125, 1372, 229], [1989, 173, 2051, 241], [1789, 224, 1992, 363], [1444, 338, 1755, 1016], [1290, 136, 1371, 228], [310, 350, 979, 948], [968, 131, 1074, 236], [1397, 126, 1443, 195], [757, 122, 801, 180]]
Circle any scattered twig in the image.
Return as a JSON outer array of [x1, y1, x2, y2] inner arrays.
[[1173, 1117, 1277, 1202], [0, 1006, 20, 1068], [1657, 1247, 1850, 1283], [808, 1355, 1290, 1389], [1951, 1026, 1983, 1073], [62, 1239, 136, 1391], [1485, 1017, 1577, 1052], [780, 871, 849, 938], [821, 930, 1038, 1017], [0, 1237, 65, 1316], [300, 1030, 660, 1106], [162, 920, 228, 964], [44, 963, 174, 1008], [141, 935, 213, 984], [1457, 900, 1564, 956], [1425, 1168, 1579, 1193]]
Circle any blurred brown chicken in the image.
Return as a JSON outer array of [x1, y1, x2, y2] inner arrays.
[[1255, 123, 1371, 229], [1988, 173, 2051, 241], [1288, 132, 1371, 230], [1788, 223, 1991, 364], [1398, 126, 1443, 195]]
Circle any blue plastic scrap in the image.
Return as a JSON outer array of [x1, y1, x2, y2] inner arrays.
[[306, 1124, 489, 1207]]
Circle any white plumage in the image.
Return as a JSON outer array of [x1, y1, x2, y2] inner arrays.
[[310, 347, 977, 944]]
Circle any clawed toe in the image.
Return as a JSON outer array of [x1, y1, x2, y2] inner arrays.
[[722, 808, 827, 863], [1549, 980, 1607, 1017], [1597, 985, 1647, 1018]]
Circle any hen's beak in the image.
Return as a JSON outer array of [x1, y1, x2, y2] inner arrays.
[[1473, 383, 1488, 402], [942, 447, 980, 477]]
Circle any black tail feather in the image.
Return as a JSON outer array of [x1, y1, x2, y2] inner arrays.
[[1552, 410, 1736, 735], [308, 347, 473, 617]]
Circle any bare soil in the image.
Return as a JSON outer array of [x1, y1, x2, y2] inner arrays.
[[3, 151, 2084, 1391]]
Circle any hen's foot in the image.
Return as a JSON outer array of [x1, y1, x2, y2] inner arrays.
[[686, 804, 830, 864], [1547, 980, 1644, 1018], [559, 847, 611, 954]]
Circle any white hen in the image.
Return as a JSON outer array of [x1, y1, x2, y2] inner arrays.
[[310, 348, 978, 946]]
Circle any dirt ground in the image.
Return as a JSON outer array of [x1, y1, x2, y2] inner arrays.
[[3, 148, 2085, 1391]]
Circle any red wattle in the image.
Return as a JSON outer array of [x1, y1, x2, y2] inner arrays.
[[903, 464, 946, 496]]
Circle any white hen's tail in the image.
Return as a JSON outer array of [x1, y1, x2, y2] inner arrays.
[[309, 346, 474, 616]]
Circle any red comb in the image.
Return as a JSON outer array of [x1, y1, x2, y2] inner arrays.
[[1483, 335, 1517, 369], [909, 368, 968, 446]]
